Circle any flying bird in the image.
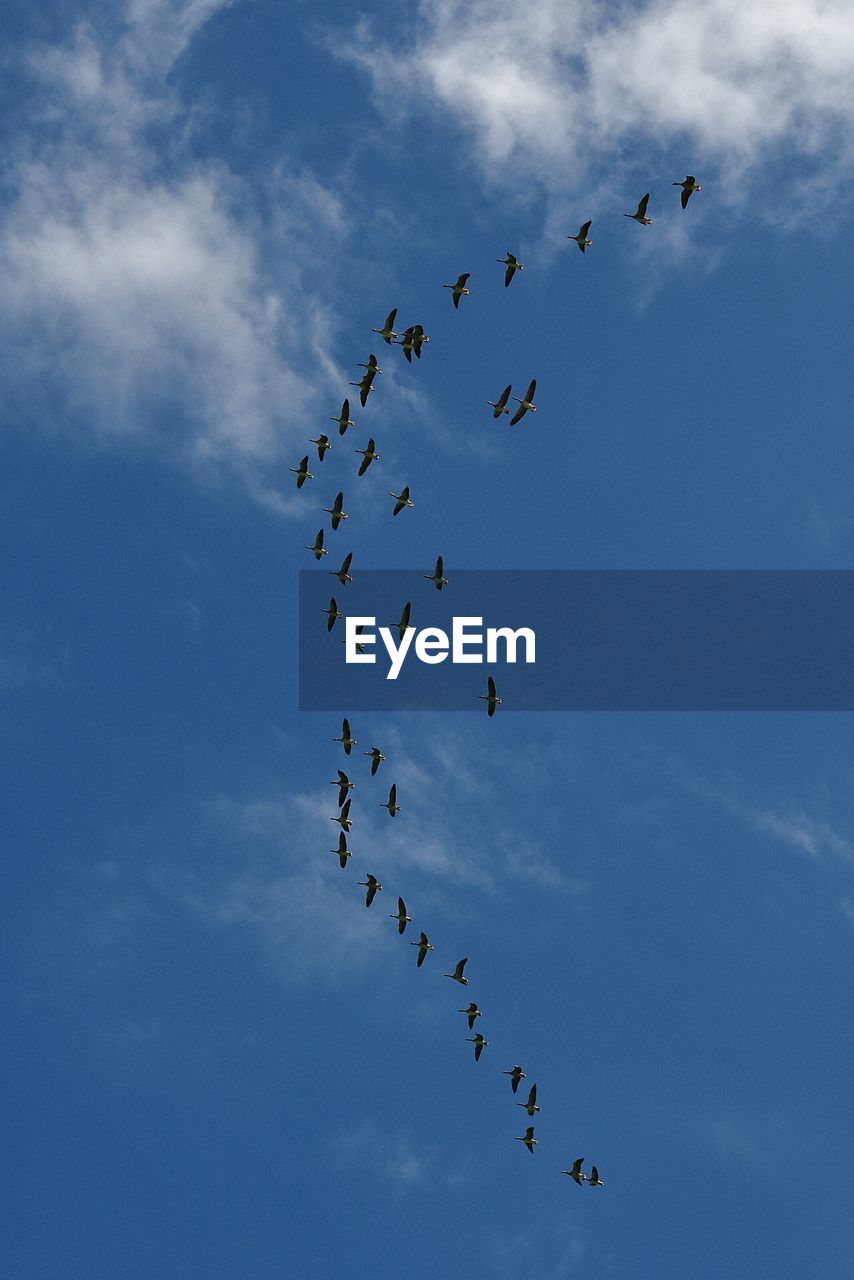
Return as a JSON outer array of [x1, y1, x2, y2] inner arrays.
[[331, 831, 352, 868], [356, 438, 380, 475], [381, 783, 400, 817], [567, 220, 592, 253], [372, 308, 399, 345], [329, 798, 353, 832], [624, 192, 652, 224], [333, 718, 357, 754], [390, 486, 414, 516], [349, 372, 376, 408], [587, 1166, 605, 1187], [459, 1002, 482, 1030], [331, 770, 355, 807], [412, 931, 434, 967], [323, 491, 348, 531], [503, 1065, 526, 1094], [289, 455, 313, 489], [673, 175, 701, 208], [497, 252, 523, 287], [425, 556, 448, 590], [359, 353, 382, 377], [487, 384, 512, 418], [510, 379, 537, 425], [330, 398, 356, 436], [479, 675, 502, 716], [410, 324, 429, 359], [358, 873, 382, 907], [443, 272, 471, 308], [364, 746, 385, 776], [310, 433, 332, 461], [306, 529, 327, 560], [517, 1084, 540, 1118], [515, 1127, 538, 1154], [388, 602, 411, 641], [330, 552, 353, 586], [322, 596, 343, 632], [466, 1033, 489, 1061], [390, 896, 412, 934], [444, 957, 468, 985], [562, 1158, 586, 1185]]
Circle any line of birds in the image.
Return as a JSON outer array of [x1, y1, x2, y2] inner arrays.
[[325, 714, 602, 1177], [288, 181, 705, 1191]]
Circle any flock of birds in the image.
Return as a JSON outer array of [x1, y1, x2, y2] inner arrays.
[[295, 178, 702, 1190]]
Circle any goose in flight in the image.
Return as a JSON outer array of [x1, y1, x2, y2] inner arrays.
[[372, 308, 399, 345], [517, 1084, 540, 1118], [306, 528, 327, 560], [443, 272, 471, 308], [333, 717, 357, 753], [331, 831, 352, 868], [381, 782, 400, 817], [358, 873, 382, 907], [322, 596, 343, 632], [331, 770, 355, 807], [364, 746, 385, 776], [624, 192, 652, 224], [330, 398, 356, 436], [289, 455, 313, 489], [587, 1165, 605, 1187], [390, 486, 413, 516], [425, 556, 448, 590], [412, 931, 434, 967], [359, 353, 382, 377], [356, 438, 380, 476], [444, 957, 468, 985], [410, 324, 429, 358], [309, 434, 332, 461], [466, 1033, 489, 1061], [567, 220, 592, 253], [497, 252, 523, 287], [510, 379, 537, 425], [561, 1158, 586, 1185], [487, 384, 512, 418], [390, 895, 412, 934], [515, 1127, 538, 1154], [330, 552, 353, 586], [479, 675, 502, 716], [503, 1065, 526, 1094], [673, 175, 701, 208], [323, 491, 348, 531], [388, 601, 411, 641], [330, 798, 353, 833], [349, 372, 376, 408], [459, 1002, 481, 1030]]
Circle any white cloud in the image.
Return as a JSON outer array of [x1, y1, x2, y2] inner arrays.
[[340, 0, 854, 207], [0, 2, 348, 508]]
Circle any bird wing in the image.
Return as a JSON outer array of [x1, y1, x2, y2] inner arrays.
[[385, 308, 397, 331], [341, 398, 350, 418], [487, 676, 496, 698], [435, 556, 443, 578], [452, 291, 460, 309], [457, 273, 470, 287], [504, 263, 514, 288], [401, 601, 411, 628], [371, 755, 379, 775], [340, 798, 350, 819], [358, 456, 370, 476], [497, 384, 512, 409], [572, 1158, 584, 1175], [685, 175, 695, 185], [509, 402, 527, 425], [365, 883, 376, 906], [400, 486, 410, 501], [590, 1166, 600, 1182], [456, 957, 468, 978], [638, 192, 650, 217], [342, 553, 352, 574], [529, 1084, 537, 1106], [681, 186, 691, 208], [580, 220, 591, 238], [388, 783, 396, 806], [525, 378, 537, 402]]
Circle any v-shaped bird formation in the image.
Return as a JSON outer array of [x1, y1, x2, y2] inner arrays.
[[295, 177, 703, 1196]]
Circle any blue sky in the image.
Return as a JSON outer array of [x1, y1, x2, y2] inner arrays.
[[2, 2, 854, 1277]]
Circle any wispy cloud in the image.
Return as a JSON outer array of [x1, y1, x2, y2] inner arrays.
[[0, 2, 348, 509], [337, 0, 854, 216], [330, 1116, 430, 1188]]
